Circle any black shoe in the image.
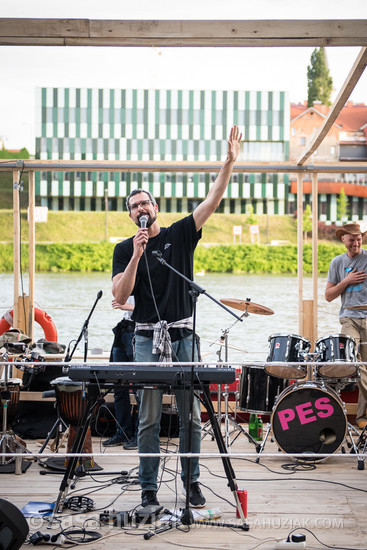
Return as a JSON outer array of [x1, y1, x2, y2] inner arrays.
[[182, 481, 206, 508], [102, 434, 126, 447], [123, 438, 138, 450], [141, 490, 160, 507]]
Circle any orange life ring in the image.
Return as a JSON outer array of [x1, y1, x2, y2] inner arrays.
[[0, 308, 58, 342]]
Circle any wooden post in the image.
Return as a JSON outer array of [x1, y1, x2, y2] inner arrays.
[[13, 170, 20, 329], [312, 172, 318, 343], [28, 171, 35, 341], [303, 299, 315, 350], [104, 187, 109, 241], [297, 173, 304, 335]]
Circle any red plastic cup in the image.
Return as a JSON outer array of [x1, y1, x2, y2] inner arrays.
[[236, 489, 247, 518]]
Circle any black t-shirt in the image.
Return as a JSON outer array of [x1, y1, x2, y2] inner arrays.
[[112, 214, 202, 324]]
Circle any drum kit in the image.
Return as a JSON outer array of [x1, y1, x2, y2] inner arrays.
[[208, 297, 366, 464]]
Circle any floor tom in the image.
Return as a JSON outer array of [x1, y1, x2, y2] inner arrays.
[[238, 365, 288, 414]]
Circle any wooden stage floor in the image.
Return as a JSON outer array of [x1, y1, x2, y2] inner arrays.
[[1, 420, 367, 550]]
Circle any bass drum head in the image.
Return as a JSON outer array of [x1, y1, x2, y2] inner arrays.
[[271, 382, 346, 459]]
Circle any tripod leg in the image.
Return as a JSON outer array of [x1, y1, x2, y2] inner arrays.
[[255, 422, 272, 463], [38, 416, 68, 454]]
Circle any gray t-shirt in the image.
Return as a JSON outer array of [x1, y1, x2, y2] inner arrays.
[[327, 249, 367, 318]]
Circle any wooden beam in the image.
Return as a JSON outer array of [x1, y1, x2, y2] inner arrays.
[[1, 160, 367, 173], [0, 18, 367, 47], [297, 47, 367, 165]]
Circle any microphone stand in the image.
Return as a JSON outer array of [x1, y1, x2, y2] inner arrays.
[[64, 290, 103, 364], [151, 252, 248, 532]]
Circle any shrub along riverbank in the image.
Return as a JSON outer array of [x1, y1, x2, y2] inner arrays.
[[0, 241, 349, 274]]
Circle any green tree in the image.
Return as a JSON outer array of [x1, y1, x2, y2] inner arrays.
[[337, 187, 349, 221], [307, 47, 333, 107], [245, 204, 257, 225], [303, 204, 313, 244]]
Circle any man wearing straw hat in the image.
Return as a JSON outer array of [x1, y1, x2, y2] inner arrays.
[[325, 223, 367, 429]]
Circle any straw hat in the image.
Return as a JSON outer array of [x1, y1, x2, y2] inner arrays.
[[335, 223, 367, 241]]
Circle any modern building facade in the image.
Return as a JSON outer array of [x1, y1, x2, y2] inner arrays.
[[35, 87, 290, 216]]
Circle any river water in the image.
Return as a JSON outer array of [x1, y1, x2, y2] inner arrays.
[[0, 272, 341, 364]]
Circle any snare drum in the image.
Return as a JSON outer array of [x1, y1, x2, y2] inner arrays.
[[238, 365, 288, 414], [50, 377, 94, 468], [0, 378, 21, 427], [265, 334, 310, 379], [271, 381, 347, 458], [315, 335, 358, 379]]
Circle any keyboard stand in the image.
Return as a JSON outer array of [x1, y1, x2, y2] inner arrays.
[[200, 384, 249, 529]]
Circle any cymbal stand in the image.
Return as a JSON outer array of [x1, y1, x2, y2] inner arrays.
[[204, 306, 260, 451]]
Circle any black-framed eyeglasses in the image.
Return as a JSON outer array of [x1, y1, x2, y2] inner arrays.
[[128, 199, 153, 211]]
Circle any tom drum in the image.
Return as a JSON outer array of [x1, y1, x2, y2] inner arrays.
[[314, 335, 358, 379], [265, 334, 310, 380]]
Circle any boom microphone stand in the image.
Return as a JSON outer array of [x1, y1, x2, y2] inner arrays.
[[151, 251, 248, 532]]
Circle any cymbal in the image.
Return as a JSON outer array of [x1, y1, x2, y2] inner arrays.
[[346, 304, 367, 310], [220, 298, 274, 315]]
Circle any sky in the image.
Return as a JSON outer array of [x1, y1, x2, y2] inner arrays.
[[1, 0, 367, 153]]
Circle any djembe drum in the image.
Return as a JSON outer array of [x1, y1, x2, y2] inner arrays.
[[50, 377, 95, 468]]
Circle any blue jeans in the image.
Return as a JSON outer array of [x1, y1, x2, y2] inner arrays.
[[135, 334, 202, 491], [111, 331, 138, 440]]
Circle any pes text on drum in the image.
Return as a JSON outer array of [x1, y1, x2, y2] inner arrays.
[[247, 518, 345, 530]]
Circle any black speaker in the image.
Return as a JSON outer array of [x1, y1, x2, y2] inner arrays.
[[0, 498, 29, 550]]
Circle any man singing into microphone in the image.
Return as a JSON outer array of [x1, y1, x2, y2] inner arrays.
[[112, 125, 242, 509]]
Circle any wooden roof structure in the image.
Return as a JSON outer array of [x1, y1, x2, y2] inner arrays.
[[1, 18, 367, 343]]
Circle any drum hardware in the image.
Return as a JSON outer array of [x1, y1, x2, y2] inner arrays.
[[0, 349, 34, 474], [202, 329, 243, 448], [202, 308, 260, 450], [352, 425, 367, 470], [37, 389, 69, 456]]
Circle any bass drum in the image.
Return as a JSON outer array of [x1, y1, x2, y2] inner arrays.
[[271, 381, 347, 458], [238, 365, 288, 414]]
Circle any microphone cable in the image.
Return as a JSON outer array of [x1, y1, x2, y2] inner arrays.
[[141, 246, 179, 363]]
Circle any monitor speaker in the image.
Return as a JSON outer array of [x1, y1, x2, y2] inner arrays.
[[0, 498, 29, 550]]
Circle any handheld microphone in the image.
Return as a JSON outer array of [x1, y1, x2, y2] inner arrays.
[[139, 215, 148, 229], [97, 289, 103, 300]]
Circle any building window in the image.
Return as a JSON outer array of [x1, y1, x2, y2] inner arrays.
[[300, 137, 306, 146]]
